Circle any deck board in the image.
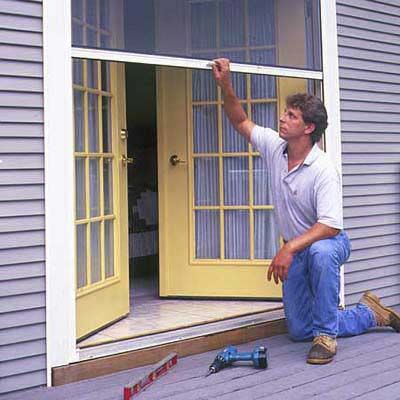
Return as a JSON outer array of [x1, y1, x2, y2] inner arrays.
[[2, 330, 399, 400]]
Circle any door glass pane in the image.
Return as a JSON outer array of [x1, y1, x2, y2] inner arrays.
[[71, 0, 322, 70], [100, 0, 110, 30], [224, 210, 249, 259], [73, 59, 84, 86], [248, 0, 276, 46], [88, 93, 99, 152], [195, 210, 220, 258], [252, 103, 277, 130], [101, 62, 110, 92], [194, 157, 219, 206], [76, 223, 87, 288], [192, 69, 217, 102], [222, 106, 248, 152], [254, 210, 280, 259], [102, 96, 112, 152], [86, 0, 97, 25], [193, 105, 218, 154], [104, 219, 114, 278], [87, 28, 97, 47], [103, 158, 113, 215], [250, 59, 277, 99], [90, 221, 101, 283], [191, 1, 217, 50], [220, 0, 245, 48], [87, 60, 99, 89], [72, 22, 83, 46], [89, 158, 100, 217], [253, 156, 269, 205], [223, 157, 249, 206], [74, 90, 84, 152], [75, 158, 86, 219], [72, 0, 82, 18]]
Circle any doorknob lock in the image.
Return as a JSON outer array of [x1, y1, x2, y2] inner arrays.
[[169, 154, 187, 166], [120, 129, 129, 140], [121, 155, 134, 164]]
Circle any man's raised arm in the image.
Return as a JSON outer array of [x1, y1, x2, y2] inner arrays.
[[212, 58, 255, 142]]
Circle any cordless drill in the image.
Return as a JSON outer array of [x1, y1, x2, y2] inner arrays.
[[206, 345, 268, 376]]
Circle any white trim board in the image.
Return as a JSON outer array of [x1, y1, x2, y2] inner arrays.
[[72, 47, 323, 80], [43, 0, 77, 386], [320, 0, 345, 307], [42, 0, 344, 385]]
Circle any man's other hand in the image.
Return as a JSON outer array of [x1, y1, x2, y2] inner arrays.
[[211, 58, 232, 90], [267, 245, 294, 284]]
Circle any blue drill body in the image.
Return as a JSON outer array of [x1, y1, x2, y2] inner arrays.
[[206, 345, 268, 376]]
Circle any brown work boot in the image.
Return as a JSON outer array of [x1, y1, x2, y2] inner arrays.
[[360, 291, 400, 332], [307, 335, 337, 365]]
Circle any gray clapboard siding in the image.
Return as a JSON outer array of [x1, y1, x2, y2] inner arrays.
[[0, 122, 43, 137], [0, 370, 46, 394], [0, 355, 46, 378], [0, 29, 42, 46], [0, 76, 43, 92], [0, 169, 44, 184], [0, 308, 45, 330], [0, 138, 44, 153], [0, 216, 44, 232], [0, 262, 44, 280], [0, 92, 44, 107], [0, 230, 45, 249], [337, 0, 400, 309], [0, 0, 46, 395]]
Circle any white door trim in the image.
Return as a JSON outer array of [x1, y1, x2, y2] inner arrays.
[[320, 0, 345, 306], [43, 0, 343, 385], [72, 47, 323, 80], [43, 0, 77, 385]]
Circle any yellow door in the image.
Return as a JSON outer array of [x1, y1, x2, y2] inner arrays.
[[157, 66, 283, 298], [73, 60, 129, 340]]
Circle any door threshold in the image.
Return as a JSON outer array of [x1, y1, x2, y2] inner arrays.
[[53, 307, 285, 386], [77, 306, 284, 361]]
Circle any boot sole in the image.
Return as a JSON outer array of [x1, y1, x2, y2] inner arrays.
[[307, 357, 334, 365], [365, 293, 400, 332]]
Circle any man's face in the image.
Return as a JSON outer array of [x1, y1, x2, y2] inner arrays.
[[279, 107, 313, 142]]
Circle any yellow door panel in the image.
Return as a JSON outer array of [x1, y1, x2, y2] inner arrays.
[[75, 62, 129, 340], [157, 66, 281, 299]]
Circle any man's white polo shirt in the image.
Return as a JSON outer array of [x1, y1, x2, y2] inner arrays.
[[251, 125, 343, 242]]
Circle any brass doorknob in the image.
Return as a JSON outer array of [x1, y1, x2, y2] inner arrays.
[[121, 155, 134, 164], [169, 154, 187, 166]]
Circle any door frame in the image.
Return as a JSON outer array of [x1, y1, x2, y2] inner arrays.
[[43, 0, 342, 386]]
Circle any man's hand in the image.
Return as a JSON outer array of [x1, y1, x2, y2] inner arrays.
[[267, 244, 294, 284], [211, 58, 232, 91]]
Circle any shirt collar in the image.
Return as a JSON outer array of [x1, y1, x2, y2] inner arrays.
[[303, 143, 320, 166], [282, 143, 320, 166]]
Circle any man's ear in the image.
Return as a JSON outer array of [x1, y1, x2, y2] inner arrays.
[[304, 122, 316, 136]]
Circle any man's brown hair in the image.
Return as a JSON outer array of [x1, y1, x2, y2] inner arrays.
[[286, 93, 328, 144]]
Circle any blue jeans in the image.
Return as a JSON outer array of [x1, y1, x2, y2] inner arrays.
[[283, 231, 376, 341]]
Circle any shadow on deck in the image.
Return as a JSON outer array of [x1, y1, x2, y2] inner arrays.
[[3, 329, 400, 400]]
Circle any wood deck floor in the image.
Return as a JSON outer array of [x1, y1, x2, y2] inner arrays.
[[3, 328, 400, 400]]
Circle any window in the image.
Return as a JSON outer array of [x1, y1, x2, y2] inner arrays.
[[71, 0, 322, 70]]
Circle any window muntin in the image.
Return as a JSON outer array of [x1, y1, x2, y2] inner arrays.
[[71, 0, 322, 71]]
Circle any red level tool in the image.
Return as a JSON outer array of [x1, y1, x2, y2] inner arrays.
[[123, 353, 178, 399]]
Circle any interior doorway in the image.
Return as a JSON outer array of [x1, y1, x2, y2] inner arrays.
[[125, 63, 159, 300], [76, 62, 282, 348]]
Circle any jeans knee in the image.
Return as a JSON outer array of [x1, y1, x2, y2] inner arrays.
[[310, 240, 332, 260]]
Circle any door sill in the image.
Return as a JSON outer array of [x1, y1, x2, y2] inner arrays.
[[53, 307, 286, 386]]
